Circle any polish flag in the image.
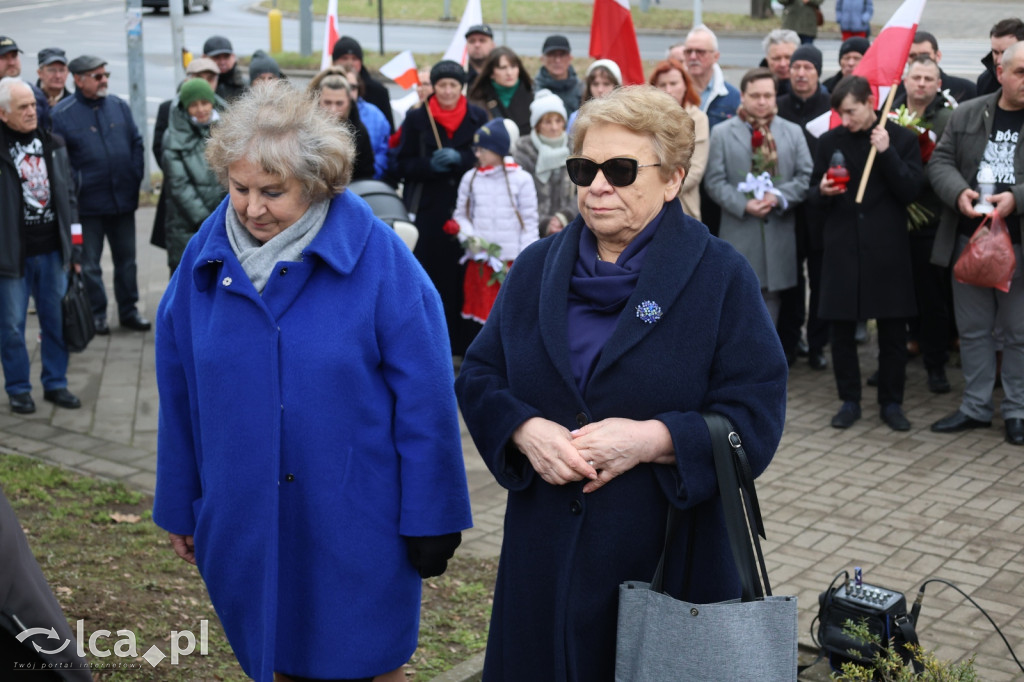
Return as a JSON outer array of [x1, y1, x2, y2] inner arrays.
[[380, 50, 419, 90], [442, 0, 483, 66], [320, 0, 340, 71], [589, 0, 644, 85], [805, 0, 927, 137], [71, 223, 83, 246]]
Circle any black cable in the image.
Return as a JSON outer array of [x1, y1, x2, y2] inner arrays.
[[913, 578, 1024, 673]]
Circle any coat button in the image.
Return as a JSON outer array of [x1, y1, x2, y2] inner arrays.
[[279, 267, 288, 275], [221, 276, 232, 286], [576, 412, 588, 427], [569, 500, 582, 515], [285, 474, 295, 482]]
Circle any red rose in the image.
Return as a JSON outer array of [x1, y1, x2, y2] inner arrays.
[[751, 130, 764, 149], [442, 219, 461, 236], [918, 131, 936, 164]]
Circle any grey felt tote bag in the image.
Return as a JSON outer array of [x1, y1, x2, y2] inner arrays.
[[615, 413, 798, 681]]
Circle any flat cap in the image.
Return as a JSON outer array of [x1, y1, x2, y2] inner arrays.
[[203, 35, 233, 57], [465, 24, 493, 39], [0, 36, 21, 56], [68, 55, 107, 74], [542, 34, 571, 55], [38, 47, 68, 67], [186, 57, 218, 75]]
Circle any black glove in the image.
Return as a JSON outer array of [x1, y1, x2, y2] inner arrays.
[[429, 147, 461, 173], [404, 532, 462, 578]]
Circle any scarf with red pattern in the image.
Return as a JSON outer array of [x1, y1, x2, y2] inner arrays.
[[737, 106, 779, 176]]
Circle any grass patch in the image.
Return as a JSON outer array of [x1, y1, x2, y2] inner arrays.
[[0, 453, 495, 680], [259, 0, 785, 33]]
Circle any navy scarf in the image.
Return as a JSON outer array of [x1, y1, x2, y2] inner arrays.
[[567, 205, 667, 394]]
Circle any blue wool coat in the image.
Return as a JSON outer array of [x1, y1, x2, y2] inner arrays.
[[153, 191, 473, 681], [454, 200, 789, 682]]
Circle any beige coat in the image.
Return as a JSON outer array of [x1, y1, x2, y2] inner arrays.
[[680, 104, 710, 221]]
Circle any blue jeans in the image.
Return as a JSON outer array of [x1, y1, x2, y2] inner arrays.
[[0, 250, 69, 396], [81, 212, 140, 322]]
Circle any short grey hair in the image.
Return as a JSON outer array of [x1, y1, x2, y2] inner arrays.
[[686, 24, 720, 52], [1002, 40, 1024, 67], [206, 79, 355, 202], [572, 84, 695, 180], [762, 29, 800, 56], [0, 76, 31, 114]]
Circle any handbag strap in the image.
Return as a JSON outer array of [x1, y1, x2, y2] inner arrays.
[[650, 413, 772, 602]]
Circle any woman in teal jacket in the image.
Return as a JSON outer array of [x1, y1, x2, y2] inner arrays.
[[161, 78, 226, 273], [153, 81, 472, 682]]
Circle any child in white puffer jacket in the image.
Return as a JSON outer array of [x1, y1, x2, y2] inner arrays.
[[453, 117, 539, 325]]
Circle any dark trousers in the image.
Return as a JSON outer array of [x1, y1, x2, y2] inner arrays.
[[831, 318, 908, 405], [698, 183, 721, 237], [81, 212, 140, 322], [777, 217, 829, 356], [909, 233, 951, 370]]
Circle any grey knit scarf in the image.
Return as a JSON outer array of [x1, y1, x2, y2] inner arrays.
[[225, 199, 330, 293]]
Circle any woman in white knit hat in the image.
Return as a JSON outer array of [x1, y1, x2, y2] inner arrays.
[[513, 89, 577, 236], [567, 58, 622, 134]]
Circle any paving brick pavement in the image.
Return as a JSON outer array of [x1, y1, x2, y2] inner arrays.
[[3, 205, 1022, 678]]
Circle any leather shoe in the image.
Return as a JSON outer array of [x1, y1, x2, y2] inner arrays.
[[796, 338, 810, 357], [1005, 418, 1024, 446], [809, 350, 828, 370], [94, 318, 110, 335], [927, 367, 951, 394], [9, 393, 35, 414], [930, 410, 991, 433], [831, 401, 861, 429], [881, 404, 911, 431], [866, 370, 879, 387], [120, 312, 151, 332], [43, 388, 81, 409]]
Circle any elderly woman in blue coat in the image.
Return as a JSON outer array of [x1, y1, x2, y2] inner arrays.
[[454, 85, 788, 681], [153, 81, 473, 682]]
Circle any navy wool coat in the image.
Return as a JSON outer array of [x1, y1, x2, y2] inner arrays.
[[455, 200, 789, 682], [153, 191, 473, 681]]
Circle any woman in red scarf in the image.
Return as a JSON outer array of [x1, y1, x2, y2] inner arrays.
[[396, 60, 489, 355]]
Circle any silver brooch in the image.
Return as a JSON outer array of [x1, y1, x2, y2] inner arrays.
[[636, 300, 662, 324]]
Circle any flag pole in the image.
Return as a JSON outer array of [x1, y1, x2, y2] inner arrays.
[[854, 82, 900, 204]]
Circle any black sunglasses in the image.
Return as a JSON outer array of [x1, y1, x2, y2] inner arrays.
[[565, 157, 661, 187]]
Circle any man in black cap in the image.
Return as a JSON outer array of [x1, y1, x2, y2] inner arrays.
[[35, 48, 71, 109], [0, 77, 82, 413], [777, 45, 832, 371], [534, 34, 583, 115], [0, 36, 54, 131], [465, 24, 495, 85], [332, 36, 394, 133], [823, 37, 869, 92], [203, 35, 246, 102], [51, 55, 149, 334]]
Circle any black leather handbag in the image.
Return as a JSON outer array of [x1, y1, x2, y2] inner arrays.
[[62, 271, 95, 353]]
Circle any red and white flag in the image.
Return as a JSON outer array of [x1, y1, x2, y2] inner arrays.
[[852, 0, 927, 102], [320, 0, 340, 71], [589, 0, 644, 85], [71, 223, 83, 246], [442, 0, 483, 66], [806, 0, 927, 137], [380, 50, 419, 90]]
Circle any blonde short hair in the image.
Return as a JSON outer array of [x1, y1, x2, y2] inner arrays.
[[571, 84, 695, 180], [206, 79, 355, 202]]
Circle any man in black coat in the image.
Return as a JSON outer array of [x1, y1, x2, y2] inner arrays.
[[977, 18, 1024, 97], [809, 76, 924, 432], [0, 78, 82, 413], [776, 46, 831, 371], [202, 35, 246, 102], [332, 36, 394, 133], [891, 32, 976, 103]]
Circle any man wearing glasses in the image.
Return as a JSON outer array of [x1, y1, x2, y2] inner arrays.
[[534, 34, 584, 115], [52, 55, 149, 335], [35, 48, 71, 110], [680, 25, 740, 129]]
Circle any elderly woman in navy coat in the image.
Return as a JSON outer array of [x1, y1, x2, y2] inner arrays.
[[455, 85, 788, 681], [153, 81, 473, 682]]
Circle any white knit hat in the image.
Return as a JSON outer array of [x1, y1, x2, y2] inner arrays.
[[529, 89, 568, 130], [585, 59, 622, 86]]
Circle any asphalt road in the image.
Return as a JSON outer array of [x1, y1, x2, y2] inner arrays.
[[0, 0, 995, 167]]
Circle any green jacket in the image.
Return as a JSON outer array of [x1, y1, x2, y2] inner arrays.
[[780, 0, 822, 37], [161, 97, 227, 270]]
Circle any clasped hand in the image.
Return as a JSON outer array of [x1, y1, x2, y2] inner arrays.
[[512, 417, 674, 494]]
